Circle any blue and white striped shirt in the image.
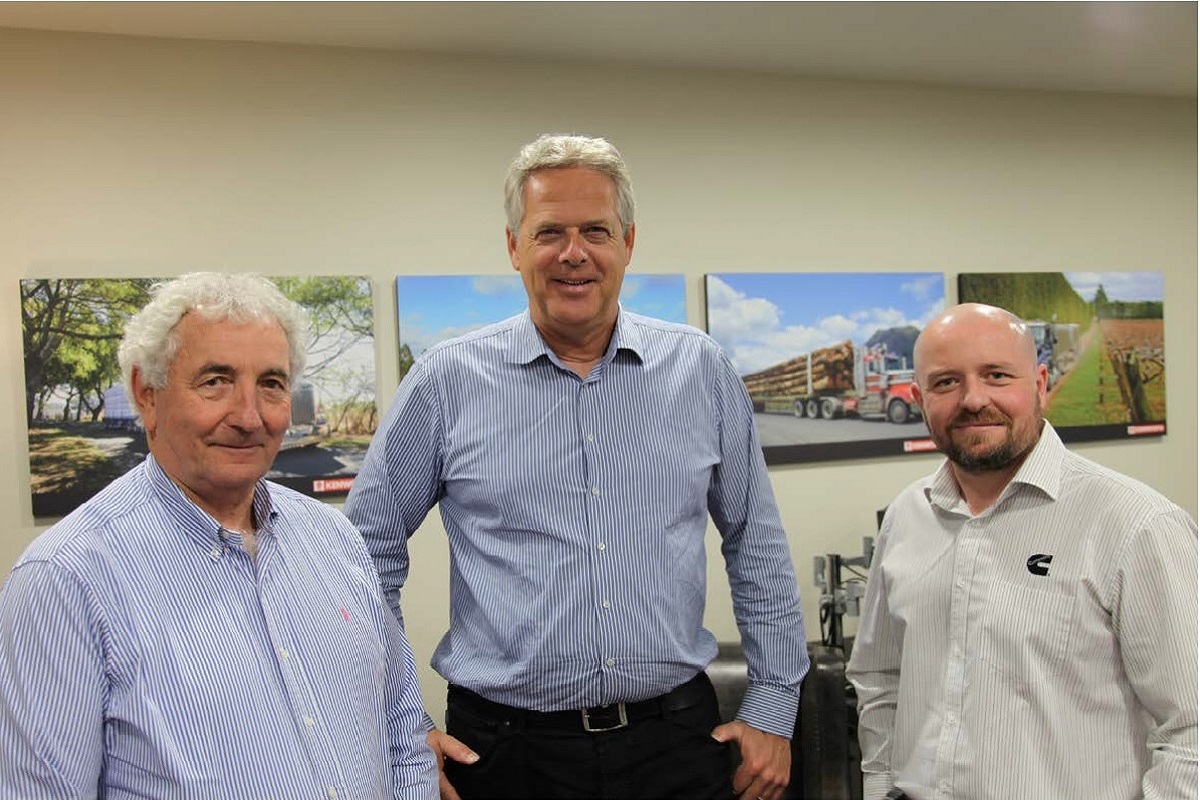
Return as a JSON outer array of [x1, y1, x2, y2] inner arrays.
[[346, 310, 809, 737], [0, 455, 437, 800]]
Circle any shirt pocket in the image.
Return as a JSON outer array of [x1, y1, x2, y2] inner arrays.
[[976, 578, 1075, 684]]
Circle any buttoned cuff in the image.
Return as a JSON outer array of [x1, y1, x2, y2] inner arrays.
[[735, 683, 799, 738], [862, 771, 892, 800]]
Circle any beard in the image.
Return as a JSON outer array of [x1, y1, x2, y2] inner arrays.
[[939, 402, 1044, 474]]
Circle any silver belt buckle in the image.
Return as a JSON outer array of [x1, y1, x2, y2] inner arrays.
[[581, 702, 628, 732]]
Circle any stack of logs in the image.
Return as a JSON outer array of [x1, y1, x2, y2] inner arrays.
[[741, 340, 856, 403]]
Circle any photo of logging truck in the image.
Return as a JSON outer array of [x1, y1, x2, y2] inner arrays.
[[740, 340, 922, 424]]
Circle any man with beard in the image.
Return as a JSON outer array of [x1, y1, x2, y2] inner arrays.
[[846, 303, 1196, 800]]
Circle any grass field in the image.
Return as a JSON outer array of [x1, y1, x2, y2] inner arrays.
[[28, 428, 123, 496], [1046, 332, 1132, 426]]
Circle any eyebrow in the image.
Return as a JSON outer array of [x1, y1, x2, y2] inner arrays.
[[532, 218, 612, 231], [195, 363, 290, 381]]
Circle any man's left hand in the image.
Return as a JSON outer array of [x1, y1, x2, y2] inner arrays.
[[710, 721, 791, 800]]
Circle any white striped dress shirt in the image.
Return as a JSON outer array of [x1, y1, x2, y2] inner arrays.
[[345, 309, 809, 737], [847, 423, 1198, 800], [0, 455, 438, 800]]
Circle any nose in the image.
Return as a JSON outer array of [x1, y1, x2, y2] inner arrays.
[[960, 375, 991, 412], [558, 230, 589, 266], [226, 382, 265, 432]]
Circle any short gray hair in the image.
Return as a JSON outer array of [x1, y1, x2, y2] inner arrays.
[[504, 133, 635, 236], [118, 273, 309, 398]]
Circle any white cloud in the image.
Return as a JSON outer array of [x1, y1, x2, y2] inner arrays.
[[705, 276, 781, 346], [708, 278, 931, 374], [402, 323, 491, 357], [901, 274, 943, 302], [471, 275, 523, 296]]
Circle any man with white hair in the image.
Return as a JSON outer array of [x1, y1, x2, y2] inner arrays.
[[847, 302, 1197, 800], [0, 272, 437, 799]]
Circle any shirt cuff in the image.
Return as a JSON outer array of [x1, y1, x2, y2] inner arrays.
[[735, 683, 800, 739], [862, 771, 893, 800]]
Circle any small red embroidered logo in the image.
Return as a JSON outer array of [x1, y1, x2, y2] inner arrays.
[[340, 608, 351, 622]]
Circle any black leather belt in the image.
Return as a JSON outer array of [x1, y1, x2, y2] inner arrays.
[[449, 672, 712, 733]]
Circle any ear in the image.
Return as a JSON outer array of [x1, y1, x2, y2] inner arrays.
[[911, 379, 925, 414], [1034, 362, 1049, 403], [506, 227, 521, 272], [130, 366, 158, 437], [623, 223, 636, 256]]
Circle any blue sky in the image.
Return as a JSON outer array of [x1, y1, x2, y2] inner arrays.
[[706, 272, 945, 375], [396, 273, 686, 356]]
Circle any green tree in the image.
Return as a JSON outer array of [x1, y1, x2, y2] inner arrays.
[[22, 279, 151, 426], [272, 277, 373, 375], [398, 343, 415, 383]]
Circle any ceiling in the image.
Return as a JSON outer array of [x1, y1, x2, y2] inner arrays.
[[1, 1, 1195, 98]]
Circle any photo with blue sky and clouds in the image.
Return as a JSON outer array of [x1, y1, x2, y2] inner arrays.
[[396, 273, 687, 357], [705, 272, 945, 376]]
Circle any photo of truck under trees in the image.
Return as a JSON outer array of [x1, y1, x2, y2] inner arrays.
[[21, 275, 378, 518], [705, 272, 944, 465], [958, 271, 1167, 443]]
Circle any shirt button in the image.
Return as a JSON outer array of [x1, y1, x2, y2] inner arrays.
[[304, 716, 315, 728], [586, 433, 595, 442], [279, 648, 289, 660], [327, 788, 338, 799], [605, 657, 616, 667], [591, 486, 601, 496], [601, 600, 611, 609], [597, 542, 606, 551], [209, 546, 221, 560]]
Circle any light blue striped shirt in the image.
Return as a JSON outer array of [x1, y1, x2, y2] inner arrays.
[[0, 455, 438, 800], [346, 310, 809, 737]]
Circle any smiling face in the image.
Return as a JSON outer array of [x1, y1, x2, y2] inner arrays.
[[913, 304, 1048, 476], [506, 166, 635, 353], [132, 313, 292, 518]]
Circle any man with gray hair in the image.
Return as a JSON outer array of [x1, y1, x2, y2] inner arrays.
[[0, 273, 438, 799], [847, 302, 1197, 800], [347, 134, 809, 800]]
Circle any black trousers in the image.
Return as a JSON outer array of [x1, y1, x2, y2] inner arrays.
[[444, 674, 735, 800]]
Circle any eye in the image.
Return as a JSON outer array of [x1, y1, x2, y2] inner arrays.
[[533, 228, 563, 243], [260, 376, 290, 396], [583, 226, 612, 242], [200, 375, 230, 388]]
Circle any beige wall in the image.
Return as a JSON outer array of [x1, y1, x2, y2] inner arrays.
[[2, 28, 1195, 721]]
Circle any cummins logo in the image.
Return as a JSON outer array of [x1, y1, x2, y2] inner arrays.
[[1026, 553, 1053, 577]]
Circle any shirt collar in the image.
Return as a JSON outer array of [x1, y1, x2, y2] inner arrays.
[[925, 421, 1064, 513], [143, 453, 280, 550], [505, 307, 647, 367]]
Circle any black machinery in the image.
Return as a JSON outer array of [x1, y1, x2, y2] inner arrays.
[[706, 533, 877, 800]]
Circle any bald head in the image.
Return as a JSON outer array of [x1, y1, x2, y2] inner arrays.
[[911, 302, 1048, 481], [914, 303, 1037, 383]]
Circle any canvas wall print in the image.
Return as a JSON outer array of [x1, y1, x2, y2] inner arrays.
[[22, 275, 377, 517], [395, 273, 687, 379], [705, 272, 945, 465], [957, 271, 1167, 442]]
